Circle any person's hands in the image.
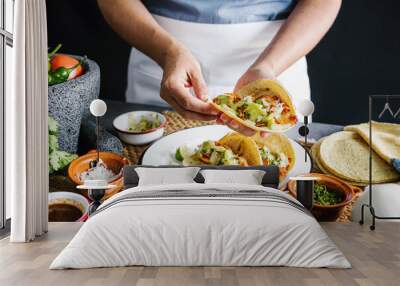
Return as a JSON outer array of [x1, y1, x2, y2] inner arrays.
[[160, 44, 218, 121], [234, 64, 275, 92], [217, 64, 276, 137]]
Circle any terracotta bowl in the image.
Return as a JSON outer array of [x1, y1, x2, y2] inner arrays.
[[68, 151, 128, 199], [287, 173, 361, 221]]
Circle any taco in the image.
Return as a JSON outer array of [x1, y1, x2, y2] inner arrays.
[[252, 133, 296, 178], [211, 79, 297, 132], [218, 132, 262, 166], [175, 132, 262, 166]]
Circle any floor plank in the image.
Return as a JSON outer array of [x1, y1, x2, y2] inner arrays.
[[0, 222, 399, 286]]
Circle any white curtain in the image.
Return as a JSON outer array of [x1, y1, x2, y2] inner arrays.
[[8, 0, 48, 242]]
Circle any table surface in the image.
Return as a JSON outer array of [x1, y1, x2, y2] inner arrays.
[[104, 100, 344, 141]]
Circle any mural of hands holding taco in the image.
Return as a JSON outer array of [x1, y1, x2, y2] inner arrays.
[[98, 0, 340, 137], [9, 1, 400, 281]]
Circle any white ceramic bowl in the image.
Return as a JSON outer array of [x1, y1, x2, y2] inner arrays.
[[48, 192, 89, 222], [113, 111, 166, 145]]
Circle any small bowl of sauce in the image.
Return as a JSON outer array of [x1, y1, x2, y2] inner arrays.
[[48, 192, 89, 222]]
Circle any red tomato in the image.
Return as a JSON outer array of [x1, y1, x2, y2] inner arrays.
[[50, 54, 84, 80]]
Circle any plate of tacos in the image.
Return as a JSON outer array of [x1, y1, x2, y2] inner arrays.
[[211, 79, 298, 133], [141, 125, 311, 185]]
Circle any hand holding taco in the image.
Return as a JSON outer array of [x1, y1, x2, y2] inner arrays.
[[212, 79, 298, 134]]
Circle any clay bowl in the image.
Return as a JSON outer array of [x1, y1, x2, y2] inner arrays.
[[68, 151, 128, 199], [287, 173, 361, 221]]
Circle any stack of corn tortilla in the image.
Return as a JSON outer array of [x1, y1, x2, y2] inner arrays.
[[311, 121, 400, 186]]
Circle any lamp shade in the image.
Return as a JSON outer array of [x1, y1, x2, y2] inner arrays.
[[90, 99, 107, 117], [298, 99, 315, 117]]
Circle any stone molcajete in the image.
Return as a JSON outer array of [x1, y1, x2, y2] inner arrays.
[[48, 56, 122, 155]]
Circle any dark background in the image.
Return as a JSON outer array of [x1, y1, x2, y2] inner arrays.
[[46, 0, 400, 125]]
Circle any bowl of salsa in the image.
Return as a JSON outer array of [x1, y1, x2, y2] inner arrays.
[[287, 173, 361, 221]]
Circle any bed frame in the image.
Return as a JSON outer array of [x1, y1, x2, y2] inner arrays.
[[123, 165, 280, 189]]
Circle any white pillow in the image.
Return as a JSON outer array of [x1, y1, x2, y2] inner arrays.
[[135, 167, 200, 186], [200, 169, 265, 185]]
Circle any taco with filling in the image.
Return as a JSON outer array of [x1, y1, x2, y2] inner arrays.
[[252, 132, 296, 178], [175, 132, 262, 166], [211, 79, 297, 132]]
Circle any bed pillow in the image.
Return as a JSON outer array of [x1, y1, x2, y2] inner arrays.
[[123, 165, 280, 189], [200, 169, 265, 185], [135, 167, 200, 186]]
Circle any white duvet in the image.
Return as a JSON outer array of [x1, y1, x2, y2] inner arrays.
[[50, 183, 350, 269]]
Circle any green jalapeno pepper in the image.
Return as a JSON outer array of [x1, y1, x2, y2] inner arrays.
[[48, 62, 81, 86]]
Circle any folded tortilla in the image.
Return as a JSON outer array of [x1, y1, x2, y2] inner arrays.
[[318, 131, 399, 184], [211, 79, 297, 133], [219, 132, 296, 179], [344, 121, 400, 172], [218, 132, 262, 166], [252, 132, 296, 173], [311, 137, 367, 187]]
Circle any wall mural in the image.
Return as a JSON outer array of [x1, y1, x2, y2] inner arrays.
[[45, 1, 400, 270]]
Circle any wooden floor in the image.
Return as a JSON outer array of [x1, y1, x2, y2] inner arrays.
[[1, 222, 400, 286]]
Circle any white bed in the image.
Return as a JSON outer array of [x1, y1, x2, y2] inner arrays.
[[50, 183, 350, 269]]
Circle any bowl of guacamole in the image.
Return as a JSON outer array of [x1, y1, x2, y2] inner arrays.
[[113, 111, 166, 145]]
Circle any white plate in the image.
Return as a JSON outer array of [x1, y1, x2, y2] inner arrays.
[[142, 125, 312, 187]]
